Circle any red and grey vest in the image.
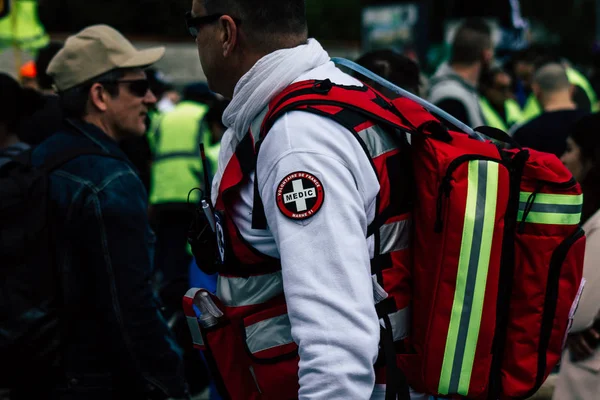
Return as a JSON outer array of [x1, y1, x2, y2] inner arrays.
[[184, 80, 417, 399]]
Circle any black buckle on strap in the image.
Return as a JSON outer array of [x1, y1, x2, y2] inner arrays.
[[312, 79, 333, 94]]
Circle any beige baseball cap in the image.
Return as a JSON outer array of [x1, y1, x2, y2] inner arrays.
[[47, 24, 165, 91]]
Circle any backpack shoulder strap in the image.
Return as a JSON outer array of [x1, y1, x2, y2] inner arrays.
[[259, 79, 450, 142], [250, 79, 444, 230]]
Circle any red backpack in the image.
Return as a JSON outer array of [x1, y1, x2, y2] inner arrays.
[[185, 79, 585, 399]]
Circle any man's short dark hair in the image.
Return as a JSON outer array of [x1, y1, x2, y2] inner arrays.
[[450, 18, 492, 65], [356, 50, 420, 95], [203, 0, 307, 49], [60, 69, 126, 118]]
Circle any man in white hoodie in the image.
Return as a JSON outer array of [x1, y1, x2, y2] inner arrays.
[[186, 1, 424, 399]]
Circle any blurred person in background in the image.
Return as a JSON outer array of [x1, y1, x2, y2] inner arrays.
[[149, 82, 216, 397], [201, 98, 228, 177], [479, 67, 523, 131], [429, 18, 493, 128], [29, 25, 187, 399], [0, 73, 44, 165], [515, 47, 598, 123], [355, 49, 421, 96], [149, 82, 215, 315], [18, 41, 64, 147], [512, 63, 588, 157], [553, 113, 600, 400], [508, 46, 539, 111]]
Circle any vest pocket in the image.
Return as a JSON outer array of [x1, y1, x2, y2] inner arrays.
[[242, 304, 300, 399]]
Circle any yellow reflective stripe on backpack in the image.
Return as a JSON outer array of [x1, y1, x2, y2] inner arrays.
[[439, 160, 499, 396], [518, 192, 583, 225]]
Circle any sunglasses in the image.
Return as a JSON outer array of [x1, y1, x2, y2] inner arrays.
[[185, 11, 241, 38], [100, 79, 150, 97]]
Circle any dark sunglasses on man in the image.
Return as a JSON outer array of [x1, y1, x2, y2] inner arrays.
[[99, 79, 151, 98], [185, 11, 241, 38]]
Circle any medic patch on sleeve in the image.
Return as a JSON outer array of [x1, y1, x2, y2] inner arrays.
[[276, 171, 325, 220]]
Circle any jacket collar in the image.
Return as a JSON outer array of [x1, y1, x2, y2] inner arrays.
[[65, 118, 128, 159]]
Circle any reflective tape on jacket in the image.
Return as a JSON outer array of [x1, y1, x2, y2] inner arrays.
[[518, 192, 583, 225], [439, 160, 499, 396], [245, 314, 294, 354], [358, 125, 396, 158], [217, 271, 284, 307], [386, 307, 410, 342], [380, 219, 411, 254]]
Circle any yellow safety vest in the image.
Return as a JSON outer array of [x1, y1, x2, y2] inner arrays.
[[0, 0, 48, 50], [566, 67, 599, 112], [149, 101, 209, 205], [480, 97, 523, 132]]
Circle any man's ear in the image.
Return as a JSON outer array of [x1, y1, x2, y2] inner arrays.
[[219, 16, 239, 57], [89, 83, 109, 112]]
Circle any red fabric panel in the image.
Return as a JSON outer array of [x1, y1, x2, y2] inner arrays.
[[216, 153, 244, 210], [309, 104, 344, 115], [501, 232, 585, 398]]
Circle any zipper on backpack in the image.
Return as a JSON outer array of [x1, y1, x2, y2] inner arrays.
[[434, 155, 505, 232]]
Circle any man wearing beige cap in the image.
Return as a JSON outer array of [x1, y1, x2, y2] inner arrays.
[[25, 25, 189, 399]]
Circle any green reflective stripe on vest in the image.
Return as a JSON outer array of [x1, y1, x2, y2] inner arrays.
[[480, 97, 508, 131], [518, 192, 582, 225], [204, 143, 220, 179], [521, 94, 542, 123], [566, 67, 599, 112], [439, 160, 499, 396], [505, 99, 524, 126]]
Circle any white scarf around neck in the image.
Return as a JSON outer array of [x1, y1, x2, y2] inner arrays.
[[212, 39, 330, 204]]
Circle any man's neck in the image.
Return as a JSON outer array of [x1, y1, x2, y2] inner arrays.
[[226, 37, 308, 99], [542, 92, 577, 112], [450, 63, 481, 87]]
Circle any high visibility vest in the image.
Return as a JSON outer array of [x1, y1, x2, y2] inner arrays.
[[149, 101, 209, 205], [0, 0, 49, 50], [566, 66, 599, 112], [480, 97, 523, 131]]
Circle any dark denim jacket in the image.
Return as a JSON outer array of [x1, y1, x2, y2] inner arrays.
[[31, 120, 187, 399]]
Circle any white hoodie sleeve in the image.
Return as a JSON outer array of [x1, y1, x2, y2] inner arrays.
[[257, 111, 381, 399]]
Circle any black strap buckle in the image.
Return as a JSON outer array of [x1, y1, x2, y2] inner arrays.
[[312, 79, 333, 94]]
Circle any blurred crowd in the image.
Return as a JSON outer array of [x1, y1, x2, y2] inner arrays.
[[1, 15, 600, 400]]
